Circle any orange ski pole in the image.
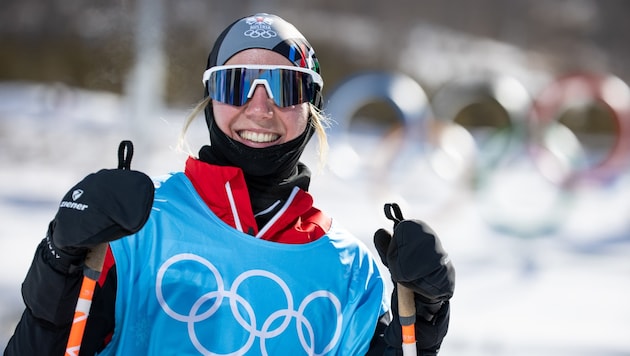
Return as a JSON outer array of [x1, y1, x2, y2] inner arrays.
[[398, 283, 417, 355], [65, 140, 136, 355], [65, 243, 108, 356]]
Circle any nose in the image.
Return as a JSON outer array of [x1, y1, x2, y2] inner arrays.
[[245, 84, 274, 117]]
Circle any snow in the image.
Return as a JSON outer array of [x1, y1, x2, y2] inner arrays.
[[1, 82, 629, 355]]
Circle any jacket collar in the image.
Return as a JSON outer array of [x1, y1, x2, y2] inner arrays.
[[184, 157, 330, 243]]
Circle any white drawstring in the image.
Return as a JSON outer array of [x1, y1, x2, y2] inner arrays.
[[256, 187, 299, 239], [254, 200, 281, 218], [224, 181, 243, 233]]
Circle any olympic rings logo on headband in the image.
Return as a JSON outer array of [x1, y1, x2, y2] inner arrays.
[[244, 28, 277, 39], [155, 253, 343, 355], [244, 16, 278, 39]]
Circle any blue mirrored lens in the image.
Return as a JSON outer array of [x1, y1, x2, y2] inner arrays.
[[207, 67, 318, 107]]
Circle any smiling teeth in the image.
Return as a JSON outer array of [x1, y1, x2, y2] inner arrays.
[[239, 131, 279, 143]]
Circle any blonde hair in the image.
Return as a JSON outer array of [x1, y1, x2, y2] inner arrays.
[[177, 98, 330, 169]]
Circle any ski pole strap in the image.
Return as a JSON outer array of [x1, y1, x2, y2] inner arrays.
[[117, 140, 134, 170], [384, 202, 404, 227]]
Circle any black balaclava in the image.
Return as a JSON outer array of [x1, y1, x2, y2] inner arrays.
[[198, 13, 323, 226], [200, 13, 323, 180]]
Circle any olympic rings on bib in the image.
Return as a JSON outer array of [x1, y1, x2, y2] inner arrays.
[[156, 253, 343, 356]]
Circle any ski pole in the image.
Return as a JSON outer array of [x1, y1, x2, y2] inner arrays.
[[65, 243, 108, 356], [398, 283, 417, 355], [382, 203, 417, 355], [65, 140, 135, 356]]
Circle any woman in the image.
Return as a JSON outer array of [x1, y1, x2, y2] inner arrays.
[[4, 13, 453, 355]]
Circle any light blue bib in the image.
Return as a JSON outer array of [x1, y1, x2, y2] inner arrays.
[[98, 173, 387, 356]]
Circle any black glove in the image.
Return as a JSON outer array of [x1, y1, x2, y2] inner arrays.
[[47, 141, 155, 267], [51, 168, 154, 248], [20, 141, 154, 327], [374, 204, 455, 320]]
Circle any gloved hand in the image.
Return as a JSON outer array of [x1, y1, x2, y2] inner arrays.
[[48, 168, 154, 260], [374, 204, 455, 321], [20, 141, 154, 328]]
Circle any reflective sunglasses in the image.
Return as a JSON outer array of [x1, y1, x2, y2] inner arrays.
[[202, 64, 323, 107]]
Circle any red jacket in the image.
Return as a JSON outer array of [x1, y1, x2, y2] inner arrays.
[[184, 157, 331, 243]]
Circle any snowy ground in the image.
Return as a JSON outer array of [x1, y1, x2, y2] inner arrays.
[[1, 82, 629, 355]]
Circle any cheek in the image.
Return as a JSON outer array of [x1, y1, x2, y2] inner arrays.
[[212, 102, 239, 134], [284, 104, 310, 138]]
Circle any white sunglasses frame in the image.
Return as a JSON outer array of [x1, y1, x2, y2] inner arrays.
[[202, 64, 324, 103]]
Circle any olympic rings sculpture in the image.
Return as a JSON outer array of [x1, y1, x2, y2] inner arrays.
[[531, 72, 630, 185], [156, 253, 343, 356], [324, 71, 431, 179], [325, 70, 630, 186], [428, 73, 532, 183], [324, 70, 630, 238]]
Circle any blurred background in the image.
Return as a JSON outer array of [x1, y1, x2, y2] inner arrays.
[[1, 0, 630, 355]]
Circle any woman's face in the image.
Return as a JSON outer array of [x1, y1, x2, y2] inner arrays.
[[212, 49, 310, 148]]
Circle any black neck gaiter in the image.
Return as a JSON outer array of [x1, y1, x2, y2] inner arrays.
[[203, 119, 314, 180], [198, 122, 314, 227]]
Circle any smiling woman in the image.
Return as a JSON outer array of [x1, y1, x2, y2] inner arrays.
[[4, 12, 454, 356]]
